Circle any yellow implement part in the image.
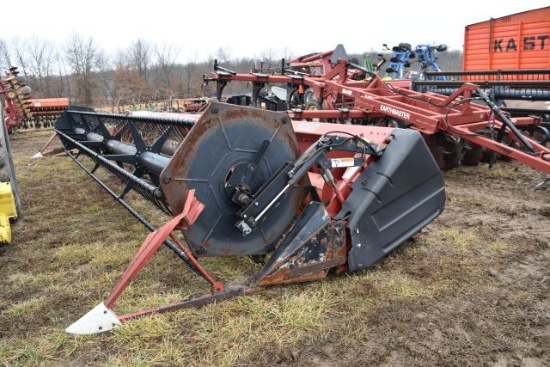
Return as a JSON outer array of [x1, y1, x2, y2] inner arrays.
[[0, 182, 17, 244], [0, 213, 11, 243]]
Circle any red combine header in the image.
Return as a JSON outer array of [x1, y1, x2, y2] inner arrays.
[[55, 102, 446, 334], [47, 45, 549, 334]]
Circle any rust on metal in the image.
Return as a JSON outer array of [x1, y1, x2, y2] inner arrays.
[[256, 220, 347, 287], [118, 285, 254, 323]]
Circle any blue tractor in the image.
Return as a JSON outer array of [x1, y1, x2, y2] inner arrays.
[[383, 43, 447, 80]]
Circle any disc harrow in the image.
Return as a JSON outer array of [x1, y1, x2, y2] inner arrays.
[[0, 67, 33, 134], [202, 46, 550, 175]]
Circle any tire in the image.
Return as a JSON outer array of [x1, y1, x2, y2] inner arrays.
[[303, 88, 315, 105], [305, 100, 324, 122], [287, 88, 304, 109], [398, 43, 412, 51], [305, 100, 321, 111]]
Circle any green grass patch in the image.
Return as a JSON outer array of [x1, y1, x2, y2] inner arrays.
[[5, 295, 48, 316], [441, 229, 478, 252]]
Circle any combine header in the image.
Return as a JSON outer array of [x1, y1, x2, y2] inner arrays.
[[55, 101, 446, 334]]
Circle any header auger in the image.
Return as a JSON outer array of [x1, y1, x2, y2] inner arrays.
[[55, 101, 445, 334]]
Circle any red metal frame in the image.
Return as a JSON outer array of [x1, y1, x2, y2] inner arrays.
[[292, 121, 393, 217], [68, 118, 402, 331], [1, 68, 69, 133], [0, 78, 30, 133], [204, 58, 550, 174], [28, 98, 69, 116], [103, 189, 233, 323]]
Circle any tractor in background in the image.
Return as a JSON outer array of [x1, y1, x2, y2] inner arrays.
[[383, 43, 447, 80]]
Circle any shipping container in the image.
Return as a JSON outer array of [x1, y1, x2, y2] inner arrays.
[[463, 6, 550, 73]]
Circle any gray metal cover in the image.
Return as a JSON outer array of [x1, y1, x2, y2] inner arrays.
[[337, 129, 446, 271]]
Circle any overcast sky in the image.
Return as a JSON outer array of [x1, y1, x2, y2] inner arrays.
[[3, 0, 548, 63]]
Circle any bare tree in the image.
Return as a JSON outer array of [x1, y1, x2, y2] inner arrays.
[[280, 46, 296, 63], [252, 48, 281, 73], [152, 43, 180, 100], [0, 39, 13, 72], [26, 35, 57, 97], [65, 33, 100, 105], [10, 37, 30, 79], [104, 50, 148, 109], [213, 47, 231, 64], [94, 50, 123, 108], [55, 53, 71, 100], [437, 49, 463, 71], [129, 39, 150, 78], [184, 51, 199, 97]]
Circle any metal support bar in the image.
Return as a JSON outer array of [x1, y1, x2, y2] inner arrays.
[[475, 88, 536, 153], [104, 190, 206, 309], [56, 129, 165, 204], [63, 147, 206, 277]]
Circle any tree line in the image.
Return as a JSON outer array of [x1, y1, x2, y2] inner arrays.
[[0, 33, 464, 109]]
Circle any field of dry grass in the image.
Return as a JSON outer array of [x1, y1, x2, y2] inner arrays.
[[1, 128, 549, 367]]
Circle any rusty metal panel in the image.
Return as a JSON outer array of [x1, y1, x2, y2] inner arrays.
[[255, 201, 346, 287]]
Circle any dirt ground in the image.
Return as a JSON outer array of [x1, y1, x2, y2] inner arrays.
[[1, 128, 549, 367]]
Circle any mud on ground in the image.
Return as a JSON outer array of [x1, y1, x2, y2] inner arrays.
[[0, 128, 549, 367]]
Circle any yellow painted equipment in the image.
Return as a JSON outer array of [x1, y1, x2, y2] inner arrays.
[[0, 182, 17, 243]]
